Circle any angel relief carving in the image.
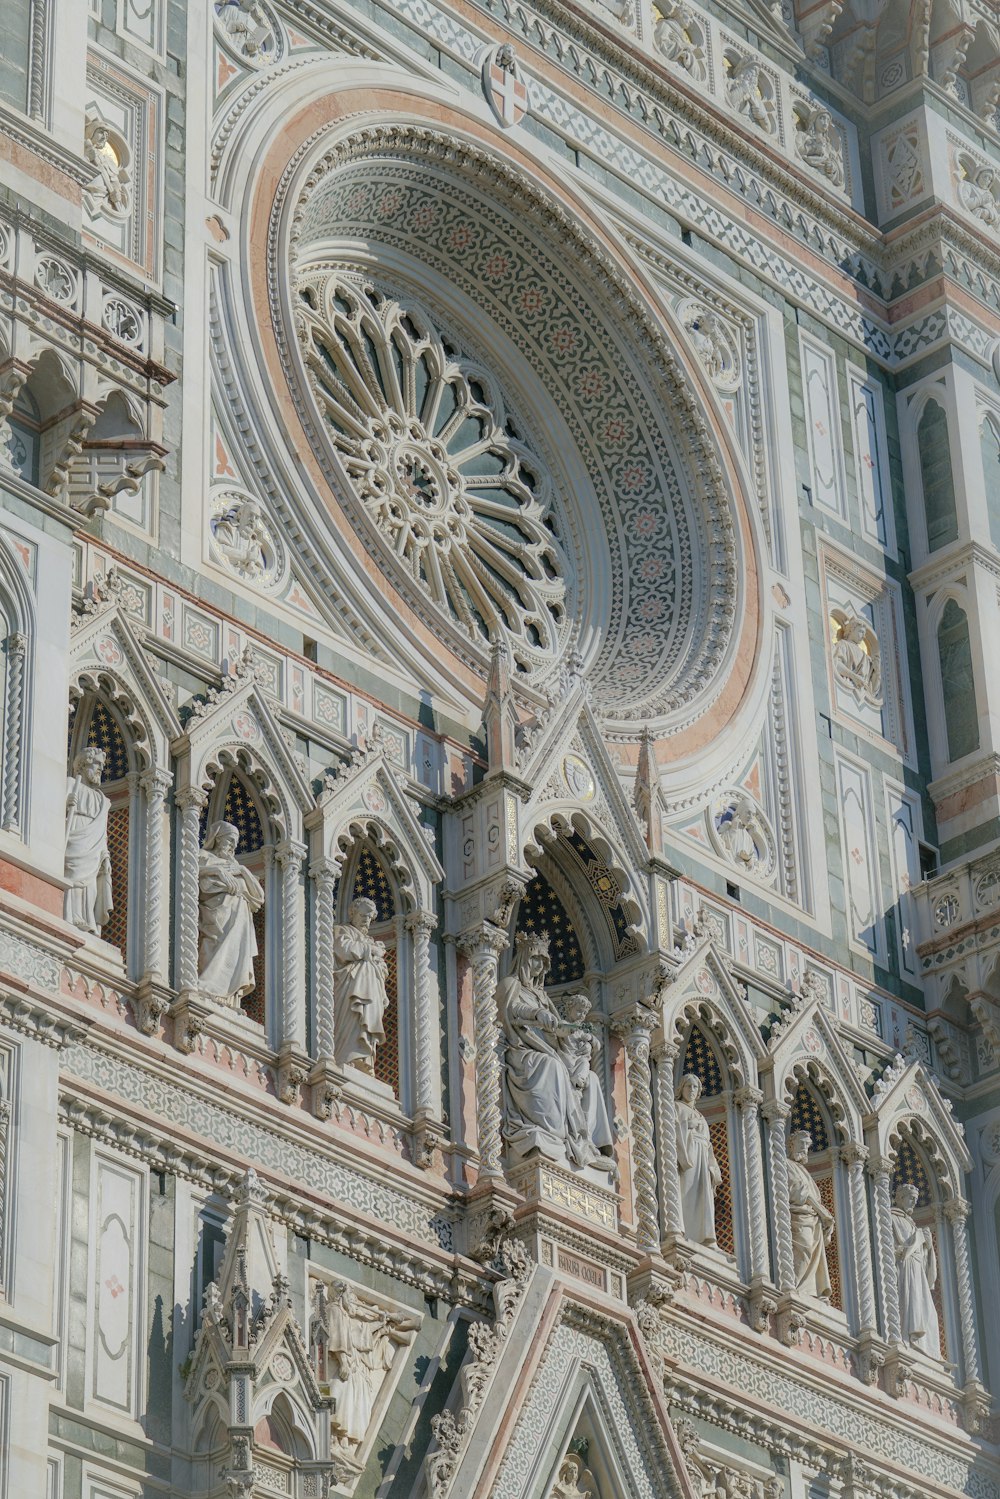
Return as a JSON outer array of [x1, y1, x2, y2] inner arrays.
[[653, 0, 708, 81], [310, 1280, 419, 1464]]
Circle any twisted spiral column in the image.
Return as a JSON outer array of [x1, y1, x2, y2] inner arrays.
[[458, 923, 508, 1181], [139, 768, 172, 981], [652, 1039, 683, 1239], [406, 911, 439, 1119], [311, 859, 338, 1060], [736, 1086, 767, 1282], [614, 1008, 659, 1253], [1, 631, 26, 834], [840, 1142, 877, 1334], [276, 840, 307, 1048], [763, 1101, 795, 1293], [869, 1155, 902, 1343], [945, 1198, 981, 1383], [176, 787, 207, 992]]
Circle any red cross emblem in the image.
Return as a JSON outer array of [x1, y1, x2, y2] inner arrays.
[[482, 46, 528, 128]]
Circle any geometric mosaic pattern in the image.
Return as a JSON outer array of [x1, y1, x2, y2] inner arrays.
[[374, 941, 399, 1097], [819, 1173, 843, 1311], [104, 804, 130, 962], [244, 903, 266, 1026], [515, 871, 585, 984], [709, 1115, 734, 1256], [560, 828, 638, 961]]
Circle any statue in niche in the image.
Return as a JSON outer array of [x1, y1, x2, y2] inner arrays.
[[717, 796, 759, 870], [64, 746, 114, 935], [83, 119, 131, 217], [498, 932, 614, 1174], [831, 610, 882, 707], [215, 0, 275, 65], [197, 820, 265, 1007], [675, 1073, 722, 1245], [726, 58, 775, 133], [555, 992, 616, 1172], [318, 1280, 418, 1455], [211, 496, 269, 580], [892, 1183, 941, 1357], [786, 1130, 834, 1299], [794, 108, 845, 188], [333, 897, 389, 1074]]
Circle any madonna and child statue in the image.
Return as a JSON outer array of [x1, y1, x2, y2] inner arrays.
[[496, 931, 616, 1176]]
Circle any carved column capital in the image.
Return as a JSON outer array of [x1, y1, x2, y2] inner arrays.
[[650, 1035, 679, 1065], [611, 1005, 657, 1048], [176, 785, 208, 814], [457, 920, 508, 960], [6, 630, 27, 659], [274, 838, 307, 870], [866, 1153, 894, 1182], [405, 909, 437, 937], [761, 1099, 790, 1126], [943, 1195, 971, 1224], [734, 1085, 764, 1111], [139, 767, 173, 800], [838, 1141, 869, 1169]]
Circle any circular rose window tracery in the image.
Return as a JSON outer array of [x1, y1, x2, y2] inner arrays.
[[296, 273, 567, 674]]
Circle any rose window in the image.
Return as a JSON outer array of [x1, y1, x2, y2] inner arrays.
[[296, 273, 567, 674]]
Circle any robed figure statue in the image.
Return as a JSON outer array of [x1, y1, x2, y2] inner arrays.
[[64, 747, 114, 935], [892, 1182, 941, 1358], [786, 1130, 835, 1299], [333, 897, 389, 1074], [675, 1072, 722, 1244], [197, 820, 265, 1006], [497, 932, 614, 1174]]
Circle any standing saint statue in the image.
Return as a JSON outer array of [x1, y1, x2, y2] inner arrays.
[[64, 746, 114, 935], [197, 820, 265, 1006], [555, 992, 616, 1174], [324, 1281, 418, 1454], [892, 1182, 941, 1357], [333, 897, 389, 1074], [786, 1130, 834, 1299], [497, 932, 613, 1173], [675, 1073, 722, 1244]]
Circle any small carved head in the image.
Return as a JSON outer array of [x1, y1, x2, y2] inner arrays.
[[73, 746, 106, 785], [514, 929, 551, 983], [894, 1181, 920, 1213], [788, 1129, 812, 1162], [562, 992, 592, 1023], [349, 895, 378, 931], [678, 1072, 702, 1104], [204, 819, 240, 857]]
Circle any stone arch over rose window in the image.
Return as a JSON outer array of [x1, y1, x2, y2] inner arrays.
[[223, 89, 768, 766]]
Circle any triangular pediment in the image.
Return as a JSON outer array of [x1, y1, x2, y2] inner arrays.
[[70, 597, 181, 764], [441, 1279, 696, 1499], [867, 1054, 971, 1176], [312, 738, 443, 907], [660, 936, 767, 1085], [521, 697, 652, 887], [176, 652, 314, 829], [765, 992, 870, 1123]]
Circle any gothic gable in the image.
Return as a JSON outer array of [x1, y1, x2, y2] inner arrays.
[[70, 593, 180, 768], [867, 1054, 972, 1191], [765, 984, 870, 1127], [660, 937, 768, 1086]]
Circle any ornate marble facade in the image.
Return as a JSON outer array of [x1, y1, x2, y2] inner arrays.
[[0, 1, 999, 1498]]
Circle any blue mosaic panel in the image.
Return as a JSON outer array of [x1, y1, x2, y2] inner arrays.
[[352, 845, 395, 921], [789, 1081, 830, 1152], [515, 872, 585, 985], [892, 1136, 932, 1209], [200, 772, 265, 853], [681, 1025, 723, 1097], [68, 698, 131, 782], [561, 828, 639, 960]]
